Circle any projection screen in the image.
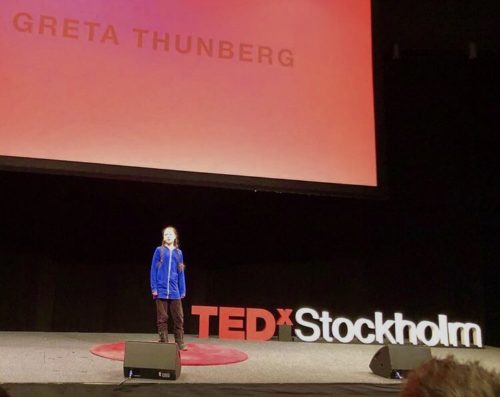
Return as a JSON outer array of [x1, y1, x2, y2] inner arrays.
[[0, 0, 378, 194]]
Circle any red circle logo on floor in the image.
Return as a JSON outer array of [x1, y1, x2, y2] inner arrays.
[[90, 342, 248, 366]]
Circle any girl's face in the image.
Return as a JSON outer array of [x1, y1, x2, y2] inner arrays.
[[163, 228, 177, 245]]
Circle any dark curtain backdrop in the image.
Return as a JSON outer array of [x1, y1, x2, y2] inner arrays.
[[0, 0, 498, 345]]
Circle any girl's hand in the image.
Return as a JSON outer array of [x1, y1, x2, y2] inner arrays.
[[152, 291, 158, 299], [178, 263, 186, 271]]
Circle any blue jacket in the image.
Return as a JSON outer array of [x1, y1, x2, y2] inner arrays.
[[150, 246, 186, 299]]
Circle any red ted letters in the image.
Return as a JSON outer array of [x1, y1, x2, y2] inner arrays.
[[191, 305, 293, 340]]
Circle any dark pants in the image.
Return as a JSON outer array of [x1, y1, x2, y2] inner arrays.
[[156, 299, 184, 343]]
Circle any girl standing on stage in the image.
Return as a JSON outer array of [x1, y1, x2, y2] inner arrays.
[[150, 226, 187, 350]]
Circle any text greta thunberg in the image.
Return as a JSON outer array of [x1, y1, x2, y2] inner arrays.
[[12, 12, 295, 67]]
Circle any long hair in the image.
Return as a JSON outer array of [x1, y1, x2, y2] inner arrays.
[[162, 226, 179, 248]]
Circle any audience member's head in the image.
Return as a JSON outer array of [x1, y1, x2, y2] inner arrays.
[[401, 355, 500, 397]]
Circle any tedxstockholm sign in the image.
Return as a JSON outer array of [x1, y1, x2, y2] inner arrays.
[[192, 306, 483, 348]]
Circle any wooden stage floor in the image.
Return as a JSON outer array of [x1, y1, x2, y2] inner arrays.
[[1, 332, 498, 396]]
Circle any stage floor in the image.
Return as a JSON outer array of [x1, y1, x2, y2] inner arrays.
[[0, 332, 499, 385]]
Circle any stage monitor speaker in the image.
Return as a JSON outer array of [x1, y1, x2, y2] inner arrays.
[[369, 345, 431, 378], [123, 341, 181, 380]]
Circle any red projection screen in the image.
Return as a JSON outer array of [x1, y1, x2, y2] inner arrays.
[[0, 0, 378, 195]]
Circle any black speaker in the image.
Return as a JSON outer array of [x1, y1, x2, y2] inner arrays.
[[369, 345, 431, 378], [123, 341, 181, 380]]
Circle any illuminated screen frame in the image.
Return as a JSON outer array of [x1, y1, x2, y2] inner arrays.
[[0, 1, 386, 198]]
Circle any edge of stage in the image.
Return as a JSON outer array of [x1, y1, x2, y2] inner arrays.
[[1, 332, 499, 396]]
